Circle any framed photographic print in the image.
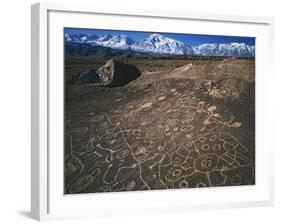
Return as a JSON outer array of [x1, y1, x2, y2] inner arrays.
[[31, 2, 274, 221]]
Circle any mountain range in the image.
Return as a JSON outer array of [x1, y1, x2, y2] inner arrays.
[[65, 33, 255, 57]]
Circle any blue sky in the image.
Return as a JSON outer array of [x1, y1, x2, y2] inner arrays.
[[65, 28, 255, 46]]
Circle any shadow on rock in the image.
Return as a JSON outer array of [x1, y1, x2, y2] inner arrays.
[[78, 59, 141, 87]]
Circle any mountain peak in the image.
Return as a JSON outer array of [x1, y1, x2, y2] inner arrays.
[[193, 42, 255, 57], [147, 33, 164, 39], [98, 34, 113, 41], [131, 33, 194, 55], [65, 32, 254, 57]]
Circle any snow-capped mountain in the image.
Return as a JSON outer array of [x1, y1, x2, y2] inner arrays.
[[65, 33, 99, 43], [94, 34, 134, 50], [65, 33, 255, 57], [193, 43, 255, 57], [131, 34, 194, 55]]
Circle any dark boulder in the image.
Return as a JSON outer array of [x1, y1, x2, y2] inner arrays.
[[78, 59, 141, 87], [78, 69, 101, 84]]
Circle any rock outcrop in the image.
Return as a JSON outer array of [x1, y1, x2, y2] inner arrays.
[[78, 59, 141, 87]]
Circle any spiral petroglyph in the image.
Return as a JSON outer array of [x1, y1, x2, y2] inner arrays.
[[65, 40, 255, 194]]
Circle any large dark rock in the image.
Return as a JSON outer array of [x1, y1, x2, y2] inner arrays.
[[78, 59, 141, 87], [78, 69, 101, 84]]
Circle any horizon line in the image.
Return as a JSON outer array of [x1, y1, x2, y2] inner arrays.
[[64, 28, 255, 47]]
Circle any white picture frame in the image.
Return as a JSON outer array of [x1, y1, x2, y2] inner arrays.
[[31, 2, 274, 221]]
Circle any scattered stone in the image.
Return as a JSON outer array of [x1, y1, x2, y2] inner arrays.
[[208, 106, 217, 112], [231, 122, 242, 128], [141, 102, 153, 109]]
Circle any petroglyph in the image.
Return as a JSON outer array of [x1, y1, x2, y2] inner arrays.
[[65, 59, 255, 194]]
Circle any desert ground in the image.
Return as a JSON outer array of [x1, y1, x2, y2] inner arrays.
[[64, 57, 255, 194]]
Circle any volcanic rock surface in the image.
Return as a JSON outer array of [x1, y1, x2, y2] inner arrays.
[[65, 57, 255, 194]]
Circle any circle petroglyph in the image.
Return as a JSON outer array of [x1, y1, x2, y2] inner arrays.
[[179, 180, 189, 188], [65, 49, 255, 194], [195, 154, 219, 172]]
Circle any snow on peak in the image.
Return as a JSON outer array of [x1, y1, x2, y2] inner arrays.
[[65, 33, 254, 57], [146, 33, 166, 42], [97, 34, 113, 42], [94, 34, 134, 50], [131, 33, 194, 55], [193, 42, 255, 57]]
